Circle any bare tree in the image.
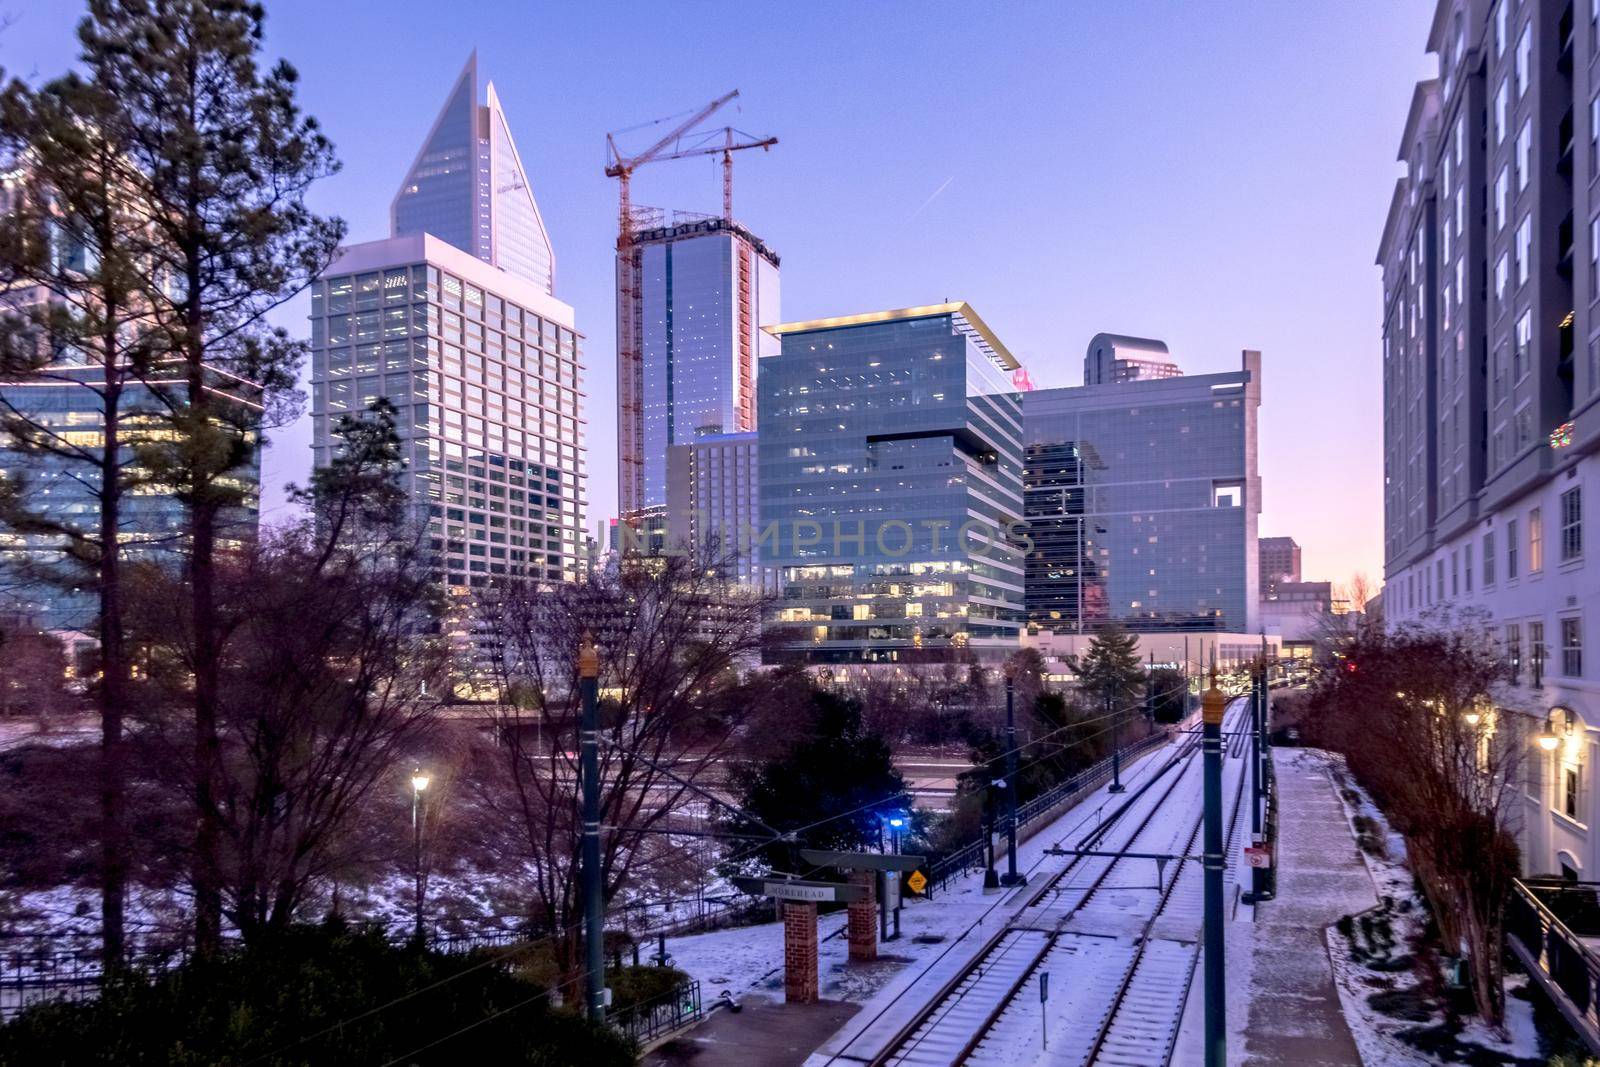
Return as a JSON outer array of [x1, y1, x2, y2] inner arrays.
[[471, 555, 765, 995], [1310, 612, 1523, 1025], [128, 403, 446, 940]]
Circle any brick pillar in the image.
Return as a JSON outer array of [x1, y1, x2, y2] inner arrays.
[[847, 871, 878, 961], [782, 901, 819, 1003]]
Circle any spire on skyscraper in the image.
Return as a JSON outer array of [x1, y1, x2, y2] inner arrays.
[[391, 51, 556, 294]]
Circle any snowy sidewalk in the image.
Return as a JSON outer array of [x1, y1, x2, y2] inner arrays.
[[1234, 747, 1376, 1066]]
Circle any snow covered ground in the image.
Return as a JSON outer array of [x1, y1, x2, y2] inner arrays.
[[666, 737, 1183, 1012], [1309, 748, 1540, 1066]]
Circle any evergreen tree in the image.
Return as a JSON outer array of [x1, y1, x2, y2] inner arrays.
[[1074, 623, 1145, 715], [71, 0, 344, 952], [725, 687, 908, 872], [0, 66, 166, 963]]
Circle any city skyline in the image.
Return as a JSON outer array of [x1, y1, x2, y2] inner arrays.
[[1, 1, 1438, 586]]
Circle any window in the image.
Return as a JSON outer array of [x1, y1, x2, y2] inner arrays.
[[1516, 121, 1533, 194], [1593, 217, 1600, 299], [1567, 766, 1581, 820], [1496, 78, 1510, 145], [1532, 620, 1547, 679], [1484, 530, 1497, 585], [1436, 558, 1446, 600], [1516, 21, 1532, 98], [1495, 167, 1509, 232], [1563, 486, 1584, 561], [1465, 541, 1474, 591], [1497, 0, 1509, 56], [1451, 549, 1460, 595], [1495, 253, 1509, 304], [1507, 622, 1523, 679], [1516, 217, 1532, 285], [1212, 482, 1242, 507], [1593, 95, 1600, 170], [1531, 506, 1544, 571], [1509, 517, 1520, 578], [1515, 311, 1532, 377], [1562, 616, 1583, 677]]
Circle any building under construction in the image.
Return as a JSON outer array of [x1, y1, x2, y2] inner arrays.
[[607, 92, 778, 524], [617, 214, 779, 519]]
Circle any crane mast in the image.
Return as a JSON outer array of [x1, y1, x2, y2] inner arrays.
[[606, 91, 776, 521]]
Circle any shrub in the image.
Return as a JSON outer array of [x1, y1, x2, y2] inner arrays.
[[0, 921, 635, 1066]]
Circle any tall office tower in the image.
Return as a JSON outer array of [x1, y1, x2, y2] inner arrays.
[[392, 52, 556, 295], [309, 235, 585, 586], [1259, 535, 1303, 594], [616, 215, 780, 521], [0, 178, 261, 633], [1082, 332, 1183, 386], [758, 303, 1025, 664], [1379, 0, 1600, 880], [1023, 351, 1261, 634], [665, 430, 765, 587]]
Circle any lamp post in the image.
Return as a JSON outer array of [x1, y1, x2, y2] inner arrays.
[[579, 632, 606, 1023], [1107, 690, 1125, 793], [410, 768, 431, 941], [1002, 676, 1026, 885]]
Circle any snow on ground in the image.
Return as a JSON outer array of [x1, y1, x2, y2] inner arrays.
[[666, 738, 1181, 1011], [1313, 748, 1542, 1067]]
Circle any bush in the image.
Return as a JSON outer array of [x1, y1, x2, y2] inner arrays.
[[605, 964, 688, 1014], [0, 921, 635, 1066]]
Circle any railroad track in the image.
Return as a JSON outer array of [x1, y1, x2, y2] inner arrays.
[[844, 698, 1251, 1067]]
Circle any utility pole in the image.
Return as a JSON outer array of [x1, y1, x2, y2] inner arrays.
[[1201, 671, 1227, 1067], [1002, 676, 1026, 886], [579, 633, 606, 1022], [1107, 691, 1125, 793], [1246, 652, 1264, 903]]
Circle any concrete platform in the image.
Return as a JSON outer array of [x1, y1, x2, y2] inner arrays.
[[645, 994, 860, 1066], [1237, 748, 1375, 1066]]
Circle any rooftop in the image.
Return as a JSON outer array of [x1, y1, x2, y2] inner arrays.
[[763, 301, 1019, 370]]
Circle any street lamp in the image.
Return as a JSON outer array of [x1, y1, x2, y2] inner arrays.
[[410, 768, 431, 941], [1538, 731, 1561, 752], [1464, 711, 1482, 727]]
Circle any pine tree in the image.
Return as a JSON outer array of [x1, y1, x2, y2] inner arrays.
[[0, 67, 166, 963], [1075, 623, 1145, 714], [72, 0, 344, 952]]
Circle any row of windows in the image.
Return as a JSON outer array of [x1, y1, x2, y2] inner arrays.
[[1504, 616, 1584, 680], [1402, 485, 1583, 613]]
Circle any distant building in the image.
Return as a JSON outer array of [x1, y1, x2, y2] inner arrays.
[[1259, 580, 1333, 642], [1082, 332, 1183, 387], [666, 430, 766, 588], [391, 51, 555, 295], [758, 303, 1025, 663], [1259, 535, 1303, 594], [312, 54, 585, 589], [1023, 351, 1261, 634], [617, 215, 780, 521], [309, 234, 586, 587]]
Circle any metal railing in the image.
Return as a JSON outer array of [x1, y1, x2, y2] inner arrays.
[[1507, 878, 1600, 1053], [922, 728, 1169, 895], [612, 979, 702, 1046]]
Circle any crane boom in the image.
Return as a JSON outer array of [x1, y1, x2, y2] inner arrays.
[[605, 89, 740, 176]]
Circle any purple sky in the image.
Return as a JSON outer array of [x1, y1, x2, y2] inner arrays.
[[3, 2, 1437, 586]]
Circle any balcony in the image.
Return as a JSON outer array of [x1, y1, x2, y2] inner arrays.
[[1560, 211, 1576, 278], [1560, 107, 1576, 177], [1508, 878, 1600, 1054]]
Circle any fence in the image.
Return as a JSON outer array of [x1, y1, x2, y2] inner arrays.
[[1507, 877, 1600, 1053], [612, 979, 702, 1046], [922, 728, 1169, 895]]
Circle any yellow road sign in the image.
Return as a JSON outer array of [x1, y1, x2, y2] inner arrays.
[[906, 870, 928, 895]]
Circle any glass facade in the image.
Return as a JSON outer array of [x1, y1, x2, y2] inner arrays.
[[665, 431, 765, 588], [308, 236, 586, 588], [621, 218, 779, 514], [1022, 355, 1261, 633], [390, 54, 555, 295], [0, 318, 260, 630], [758, 305, 1025, 663]]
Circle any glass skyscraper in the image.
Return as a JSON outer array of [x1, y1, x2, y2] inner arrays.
[[311, 55, 584, 588], [618, 216, 779, 517], [1022, 351, 1261, 633], [391, 51, 556, 296], [758, 303, 1025, 663]]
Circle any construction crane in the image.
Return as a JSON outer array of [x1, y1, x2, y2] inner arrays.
[[605, 90, 777, 520]]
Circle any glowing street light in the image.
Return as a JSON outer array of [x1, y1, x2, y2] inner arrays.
[[1538, 731, 1561, 752], [410, 767, 431, 940], [1464, 711, 1481, 727]]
